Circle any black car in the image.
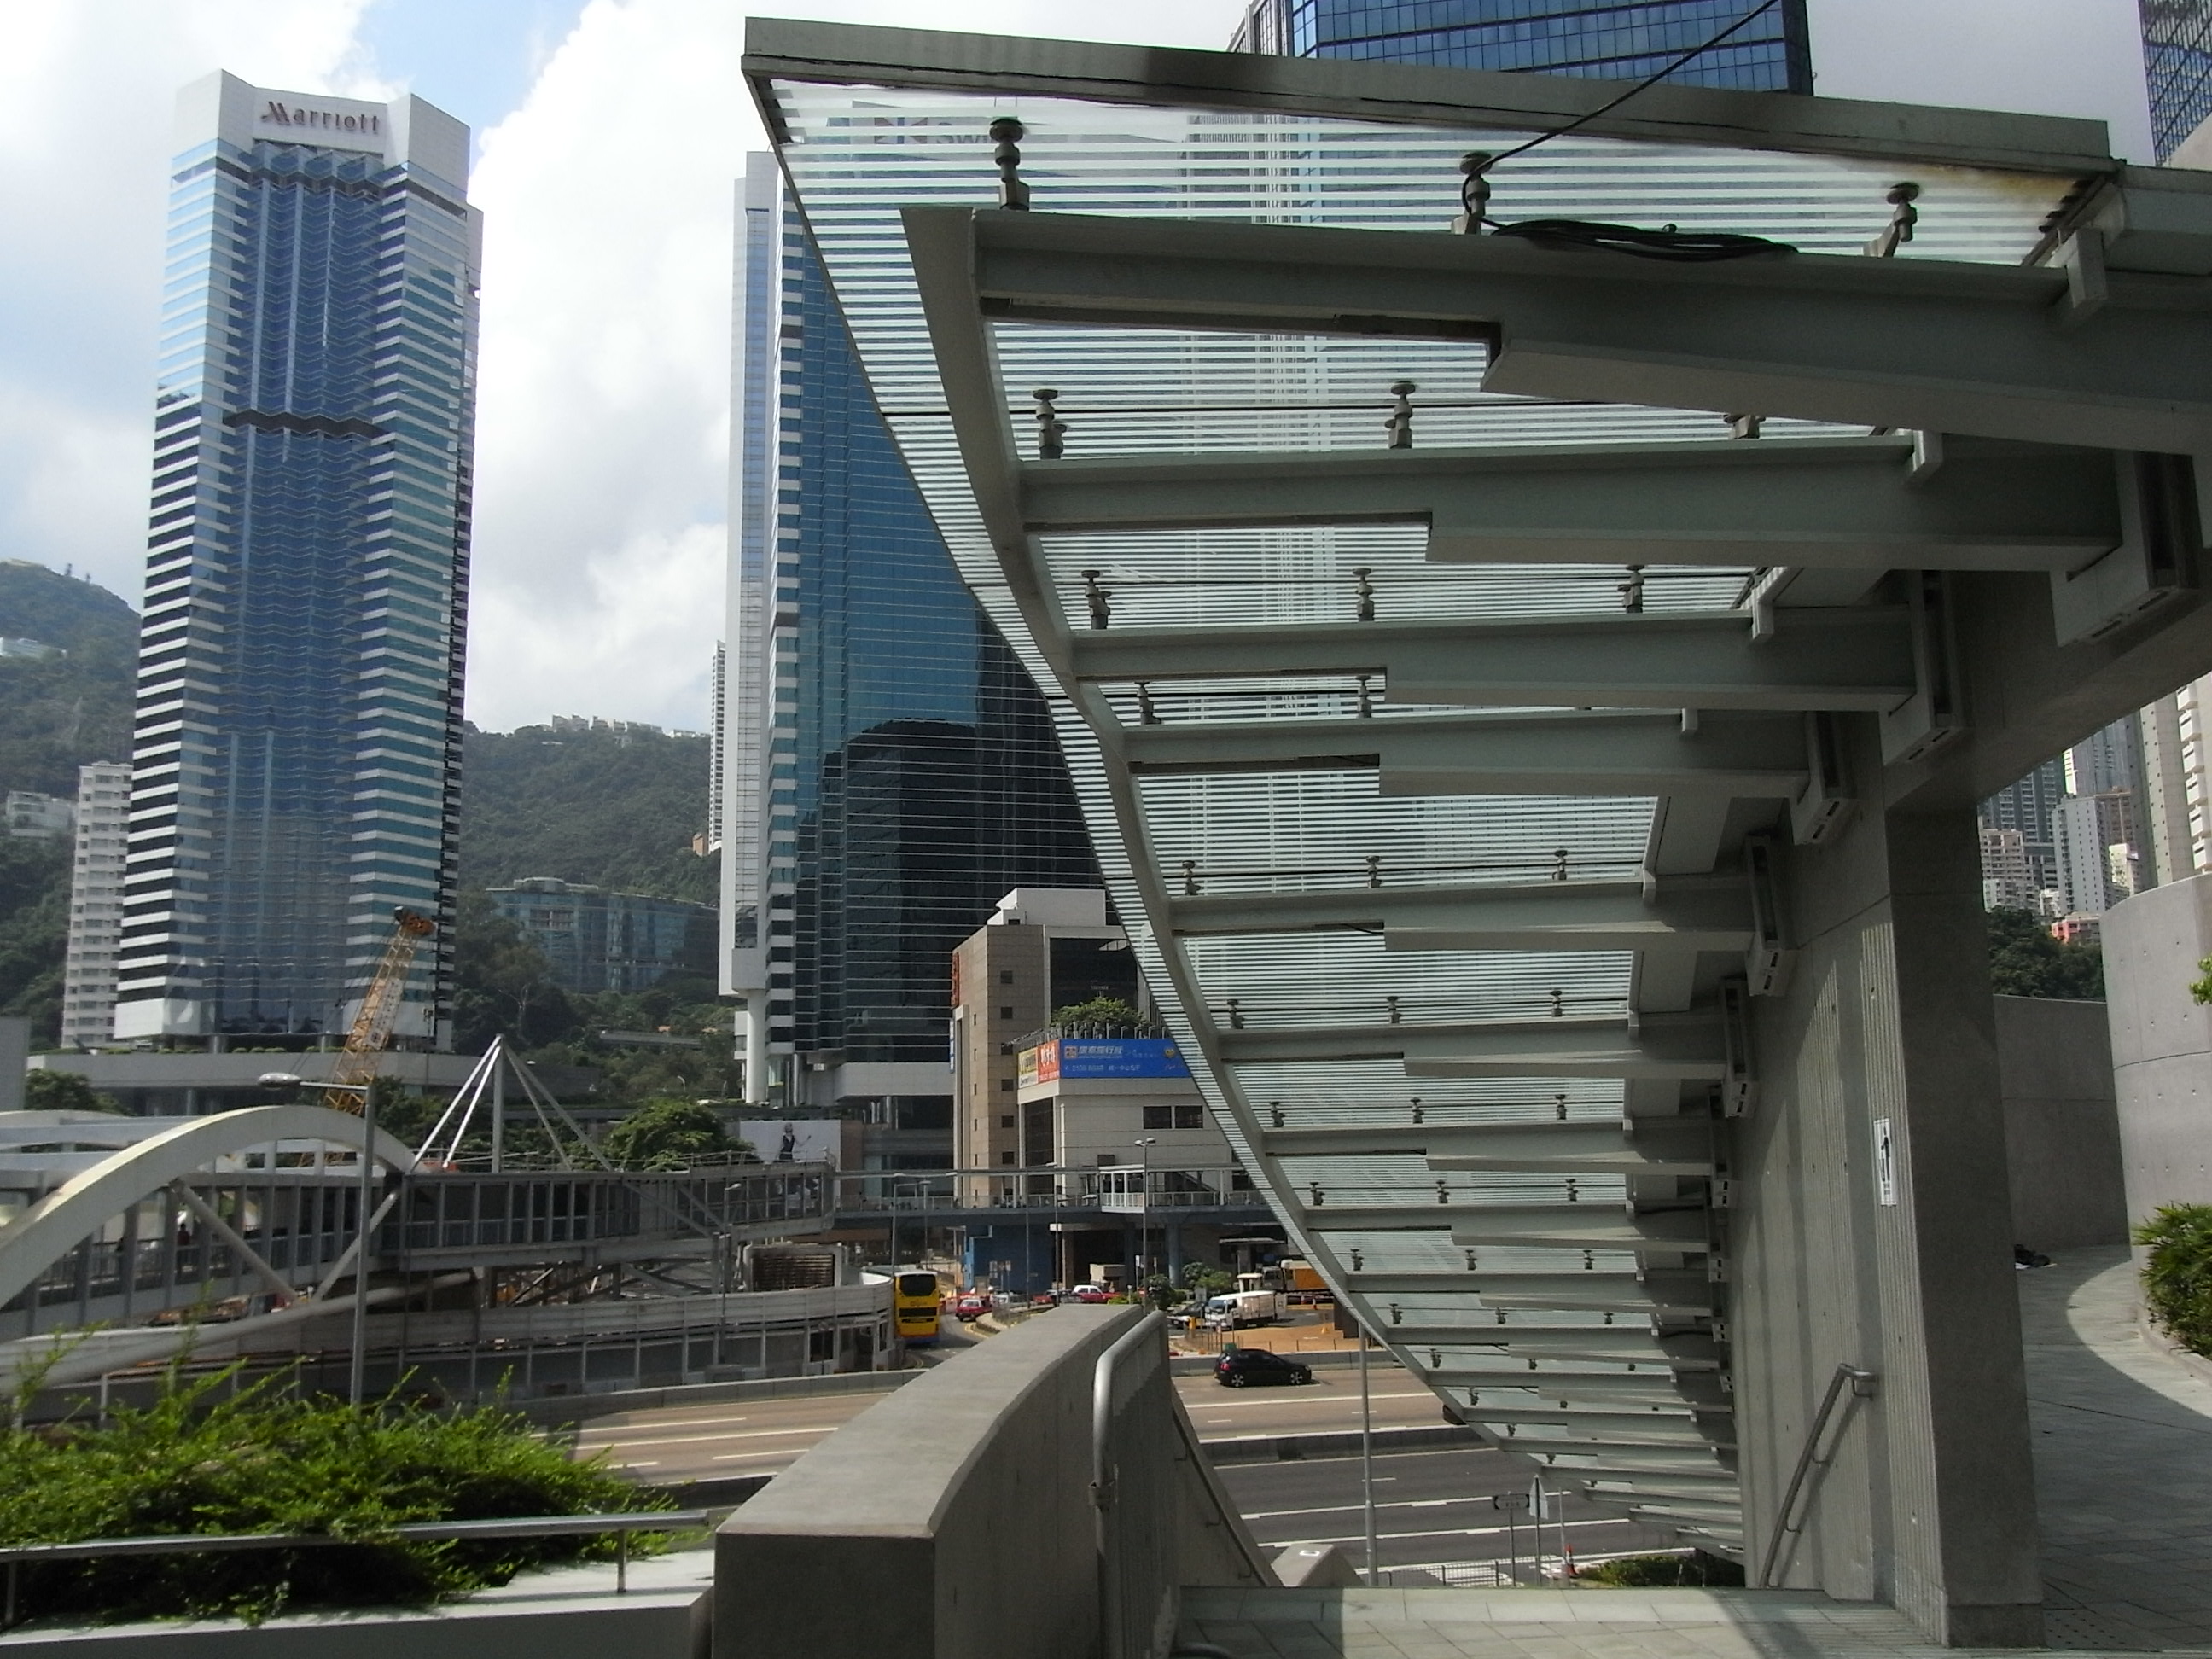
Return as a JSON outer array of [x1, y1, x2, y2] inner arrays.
[[1214, 1348, 1315, 1388]]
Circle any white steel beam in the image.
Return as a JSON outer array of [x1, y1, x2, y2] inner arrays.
[[1076, 610, 1918, 712], [1218, 1011, 1722, 1074], [1027, 440, 2119, 573], [1170, 877, 1750, 948], [958, 209, 2212, 455], [1126, 709, 1809, 799]]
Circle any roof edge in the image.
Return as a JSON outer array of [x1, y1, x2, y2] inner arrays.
[[743, 17, 2114, 178]]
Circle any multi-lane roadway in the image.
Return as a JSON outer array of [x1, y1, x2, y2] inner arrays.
[[571, 1352, 1679, 1576]]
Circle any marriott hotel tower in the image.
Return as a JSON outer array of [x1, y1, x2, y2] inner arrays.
[[115, 74, 477, 1046]]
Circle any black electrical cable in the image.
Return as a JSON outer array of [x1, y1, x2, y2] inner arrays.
[[1463, 0, 1796, 263], [1487, 218, 1794, 262]]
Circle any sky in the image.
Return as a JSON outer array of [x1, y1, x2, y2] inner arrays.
[[0, 1, 2160, 736]]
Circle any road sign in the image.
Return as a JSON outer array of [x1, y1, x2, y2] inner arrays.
[[1491, 1490, 1533, 1512]]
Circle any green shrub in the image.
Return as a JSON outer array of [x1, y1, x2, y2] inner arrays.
[[2136, 1203, 2212, 1356], [0, 1365, 672, 1626], [1577, 1551, 1744, 1588]]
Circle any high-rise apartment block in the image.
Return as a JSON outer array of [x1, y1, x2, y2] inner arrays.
[[60, 762, 131, 1049], [719, 156, 1095, 1110], [2054, 789, 2141, 919], [115, 75, 476, 1045], [1231, 0, 1811, 90], [486, 877, 714, 996]]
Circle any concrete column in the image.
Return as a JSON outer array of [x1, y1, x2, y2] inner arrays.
[[1738, 722, 2040, 1646], [742, 1000, 768, 1105]]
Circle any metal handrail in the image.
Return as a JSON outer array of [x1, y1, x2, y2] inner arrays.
[[0, 1508, 726, 1627], [1755, 1363, 1877, 1588]]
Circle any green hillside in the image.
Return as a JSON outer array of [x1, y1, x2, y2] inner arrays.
[[0, 560, 137, 798], [457, 723, 715, 904], [0, 562, 137, 1044]]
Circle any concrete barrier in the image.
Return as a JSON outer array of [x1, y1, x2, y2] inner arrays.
[[713, 1305, 1272, 1659]]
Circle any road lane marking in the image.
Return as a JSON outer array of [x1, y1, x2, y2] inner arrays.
[[709, 1447, 825, 1462], [1264, 1516, 1644, 1547], [585, 1423, 847, 1450], [1245, 1497, 1491, 1519]]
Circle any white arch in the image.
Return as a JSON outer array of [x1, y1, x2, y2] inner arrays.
[[0, 1105, 414, 1315]]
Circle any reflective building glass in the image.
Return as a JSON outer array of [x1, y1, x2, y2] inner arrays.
[[116, 76, 475, 1045], [1232, 0, 1811, 91], [723, 160, 1095, 1072]]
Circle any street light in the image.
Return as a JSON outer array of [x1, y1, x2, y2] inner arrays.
[[1133, 1136, 1158, 1300]]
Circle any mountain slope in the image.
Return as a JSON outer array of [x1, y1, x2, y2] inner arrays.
[[0, 560, 137, 798], [457, 723, 715, 904]]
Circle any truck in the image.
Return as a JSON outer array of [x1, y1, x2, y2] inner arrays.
[[1203, 1289, 1286, 1329]]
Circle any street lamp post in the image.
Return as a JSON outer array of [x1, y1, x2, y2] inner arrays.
[[1133, 1136, 1157, 1301]]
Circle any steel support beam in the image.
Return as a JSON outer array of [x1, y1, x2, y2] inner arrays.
[[1126, 709, 1809, 799], [1075, 609, 1919, 712], [1027, 442, 2118, 573], [1344, 1270, 1715, 1313], [958, 209, 2212, 455], [1172, 877, 1751, 949], [1218, 1011, 1723, 1073]]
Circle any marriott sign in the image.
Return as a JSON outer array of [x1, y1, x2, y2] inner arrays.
[[256, 99, 384, 145]]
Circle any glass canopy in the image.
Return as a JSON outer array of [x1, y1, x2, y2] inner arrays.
[[760, 74, 2084, 1551]]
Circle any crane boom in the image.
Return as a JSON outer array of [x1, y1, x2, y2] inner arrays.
[[323, 907, 437, 1114]]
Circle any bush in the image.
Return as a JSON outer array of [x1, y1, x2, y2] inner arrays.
[[2137, 1203, 2212, 1356], [1578, 1551, 1744, 1588], [0, 1365, 672, 1626]]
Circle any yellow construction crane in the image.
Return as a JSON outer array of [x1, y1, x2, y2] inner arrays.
[[323, 907, 437, 1114]]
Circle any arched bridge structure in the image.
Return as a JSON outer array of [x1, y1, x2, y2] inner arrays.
[[0, 1105, 833, 1377]]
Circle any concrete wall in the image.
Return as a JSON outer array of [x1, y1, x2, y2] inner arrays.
[[714, 1305, 1268, 1659], [1737, 727, 2042, 1648], [2102, 874, 2212, 1223], [1993, 995, 2128, 1249]]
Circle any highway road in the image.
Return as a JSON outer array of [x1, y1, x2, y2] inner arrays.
[[568, 1335, 1693, 1576], [1216, 1447, 1681, 1580], [573, 1352, 1444, 1485]]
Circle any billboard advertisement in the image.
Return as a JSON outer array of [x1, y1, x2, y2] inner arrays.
[[1030, 1038, 1190, 1081], [736, 1119, 841, 1167]]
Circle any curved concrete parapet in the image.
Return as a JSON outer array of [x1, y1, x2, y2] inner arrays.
[[0, 1103, 413, 1315], [716, 1304, 1273, 1659]]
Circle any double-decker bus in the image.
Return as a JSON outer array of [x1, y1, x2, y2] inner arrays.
[[894, 1271, 944, 1346]]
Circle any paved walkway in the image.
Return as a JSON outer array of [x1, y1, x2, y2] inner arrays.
[[2023, 1247, 2212, 1650], [1179, 1246, 2212, 1657]]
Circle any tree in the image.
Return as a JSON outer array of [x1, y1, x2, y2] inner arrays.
[[1051, 996, 1148, 1027], [1986, 906, 2104, 999], [21, 1070, 120, 1113], [601, 1097, 747, 1170], [451, 891, 579, 1051]]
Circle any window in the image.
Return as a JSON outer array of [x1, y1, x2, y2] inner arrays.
[[998, 969, 1014, 984], [998, 1005, 1014, 1020], [999, 1115, 1014, 1129], [1175, 1103, 1203, 1130], [999, 1078, 1014, 1092], [1143, 1104, 1171, 1129], [1000, 1150, 1016, 1165]]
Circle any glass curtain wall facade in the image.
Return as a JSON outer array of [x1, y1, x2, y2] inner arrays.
[[2144, 0, 2212, 160], [116, 75, 476, 1045], [1231, 0, 1811, 91], [721, 157, 1094, 1086]]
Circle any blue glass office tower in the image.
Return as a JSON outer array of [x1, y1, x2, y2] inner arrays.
[[720, 158, 1094, 1105], [1231, 0, 1810, 91], [115, 74, 476, 1046], [2143, 1, 2212, 160]]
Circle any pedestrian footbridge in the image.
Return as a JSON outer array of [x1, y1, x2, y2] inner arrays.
[[0, 1104, 832, 1388]]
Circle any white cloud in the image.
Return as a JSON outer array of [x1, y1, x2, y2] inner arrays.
[[0, 2, 388, 602], [0, 0, 1247, 732], [459, 0, 1248, 733]]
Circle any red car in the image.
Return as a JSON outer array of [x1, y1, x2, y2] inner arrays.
[[954, 1293, 990, 1321], [1070, 1284, 1113, 1304]]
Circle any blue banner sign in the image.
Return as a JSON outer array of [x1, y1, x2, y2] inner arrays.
[[1055, 1038, 1190, 1079]]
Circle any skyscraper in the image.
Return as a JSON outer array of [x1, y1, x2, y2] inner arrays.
[[114, 75, 476, 1047], [61, 762, 131, 1051], [1230, 0, 1811, 90], [719, 156, 1096, 1110], [2143, 0, 2212, 161]]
